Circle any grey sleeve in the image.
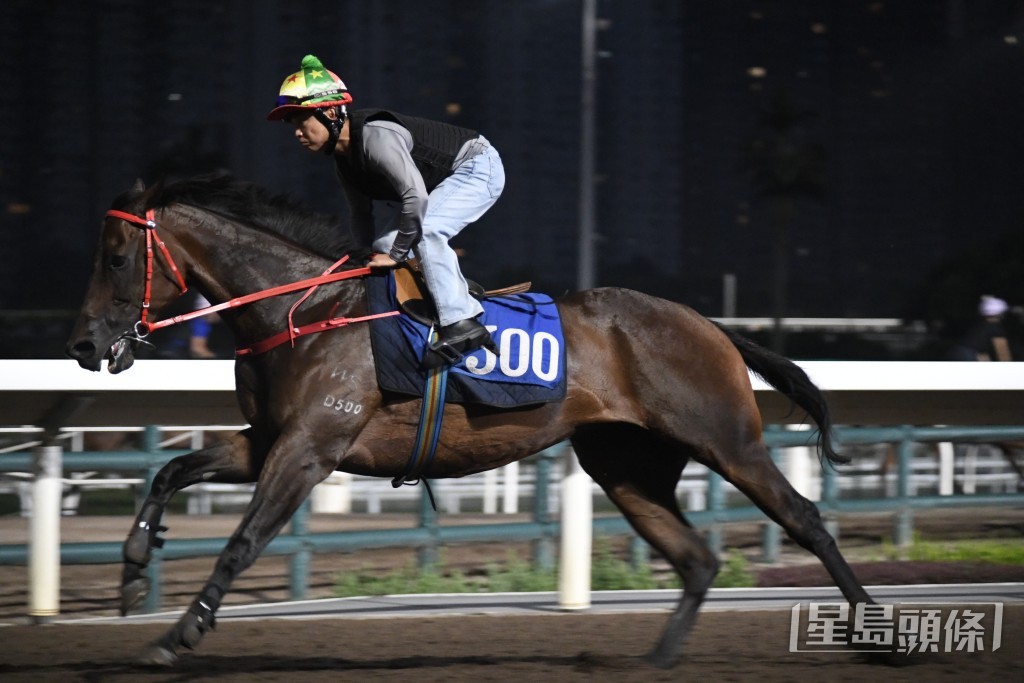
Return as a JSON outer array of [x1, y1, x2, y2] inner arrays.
[[362, 121, 427, 262]]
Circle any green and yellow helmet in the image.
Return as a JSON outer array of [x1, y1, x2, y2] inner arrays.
[[266, 55, 353, 121]]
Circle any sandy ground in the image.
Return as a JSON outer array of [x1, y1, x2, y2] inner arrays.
[[0, 608, 1021, 682], [0, 506, 1021, 681]]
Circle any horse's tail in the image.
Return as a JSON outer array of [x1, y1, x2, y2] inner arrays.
[[714, 322, 848, 466]]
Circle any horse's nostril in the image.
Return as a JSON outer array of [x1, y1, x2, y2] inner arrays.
[[68, 340, 97, 359]]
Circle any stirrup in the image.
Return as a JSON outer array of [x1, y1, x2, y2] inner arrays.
[[422, 331, 496, 369], [428, 340, 468, 365], [422, 339, 474, 369]]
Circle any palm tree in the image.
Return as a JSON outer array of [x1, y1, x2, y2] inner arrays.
[[739, 88, 826, 353]]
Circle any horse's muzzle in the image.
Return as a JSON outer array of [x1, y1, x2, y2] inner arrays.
[[66, 338, 103, 371], [65, 336, 137, 374]]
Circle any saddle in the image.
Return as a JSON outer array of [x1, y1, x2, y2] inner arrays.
[[365, 268, 567, 407], [392, 261, 532, 327]]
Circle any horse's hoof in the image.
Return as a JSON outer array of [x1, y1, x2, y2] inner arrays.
[[120, 576, 150, 616], [138, 644, 177, 667]]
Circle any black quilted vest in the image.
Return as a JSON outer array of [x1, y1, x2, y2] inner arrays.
[[335, 109, 478, 200]]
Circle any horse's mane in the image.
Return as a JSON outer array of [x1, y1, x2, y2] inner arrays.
[[127, 174, 362, 260]]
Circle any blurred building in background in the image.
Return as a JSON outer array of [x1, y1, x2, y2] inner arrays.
[[1, 0, 1022, 357]]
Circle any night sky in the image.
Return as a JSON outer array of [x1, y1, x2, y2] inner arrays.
[[2, 1, 1023, 358]]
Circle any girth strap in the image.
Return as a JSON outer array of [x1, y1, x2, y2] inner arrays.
[[391, 336, 448, 510]]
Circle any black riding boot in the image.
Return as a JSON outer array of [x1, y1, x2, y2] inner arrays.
[[422, 318, 495, 369]]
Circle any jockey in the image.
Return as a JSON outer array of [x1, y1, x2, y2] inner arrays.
[[268, 54, 505, 368]]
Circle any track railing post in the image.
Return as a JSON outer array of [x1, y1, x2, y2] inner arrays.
[[531, 449, 555, 571], [503, 460, 520, 514], [761, 441, 782, 563], [29, 444, 62, 622], [938, 440, 955, 495], [142, 425, 163, 613], [418, 484, 438, 570], [559, 443, 591, 610], [289, 498, 310, 600], [706, 471, 724, 557], [894, 427, 915, 553]]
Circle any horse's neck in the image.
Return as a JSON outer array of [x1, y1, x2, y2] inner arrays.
[[176, 210, 357, 341]]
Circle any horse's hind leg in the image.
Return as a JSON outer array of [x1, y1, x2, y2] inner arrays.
[[713, 437, 872, 606], [121, 429, 260, 615], [141, 430, 333, 666], [572, 425, 715, 669]]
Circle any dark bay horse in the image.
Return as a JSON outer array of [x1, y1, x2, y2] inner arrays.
[[66, 176, 873, 667]]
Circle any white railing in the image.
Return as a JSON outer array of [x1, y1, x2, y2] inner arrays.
[[4, 426, 1019, 518], [3, 359, 1024, 617]]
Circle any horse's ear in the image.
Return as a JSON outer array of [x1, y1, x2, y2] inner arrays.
[[132, 178, 146, 193]]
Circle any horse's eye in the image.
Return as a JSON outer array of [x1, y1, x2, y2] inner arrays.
[[109, 254, 128, 270]]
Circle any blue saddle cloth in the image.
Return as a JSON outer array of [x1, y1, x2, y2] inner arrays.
[[366, 273, 567, 407]]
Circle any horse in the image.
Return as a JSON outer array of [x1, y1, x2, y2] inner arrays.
[[66, 175, 874, 668]]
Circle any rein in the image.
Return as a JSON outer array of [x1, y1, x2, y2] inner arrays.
[[105, 208, 400, 357]]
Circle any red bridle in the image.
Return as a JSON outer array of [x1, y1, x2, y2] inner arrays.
[[105, 209, 188, 334], [104, 208, 399, 356]]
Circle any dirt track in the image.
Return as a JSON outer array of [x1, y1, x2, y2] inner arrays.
[[0, 506, 1022, 681], [1, 608, 1022, 682]]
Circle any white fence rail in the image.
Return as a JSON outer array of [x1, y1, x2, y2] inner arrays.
[[5, 359, 1024, 427], [3, 359, 1024, 618], [3, 426, 1020, 517]]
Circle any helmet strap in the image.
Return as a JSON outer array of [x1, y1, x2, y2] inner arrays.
[[313, 106, 347, 156]]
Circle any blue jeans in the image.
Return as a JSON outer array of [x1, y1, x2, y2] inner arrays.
[[374, 145, 505, 326]]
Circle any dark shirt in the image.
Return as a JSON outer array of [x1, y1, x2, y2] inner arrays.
[[960, 319, 1012, 361]]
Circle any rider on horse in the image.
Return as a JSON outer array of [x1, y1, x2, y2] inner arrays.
[[267, 54, 505, 368]]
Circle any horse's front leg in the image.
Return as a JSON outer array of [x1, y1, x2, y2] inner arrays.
[[140, 430, 336, 666], [122, 430, 260, 615]]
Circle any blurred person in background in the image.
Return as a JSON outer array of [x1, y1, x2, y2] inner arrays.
[[952, 295, 1015, 361], [188, 294, 217, 359]]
